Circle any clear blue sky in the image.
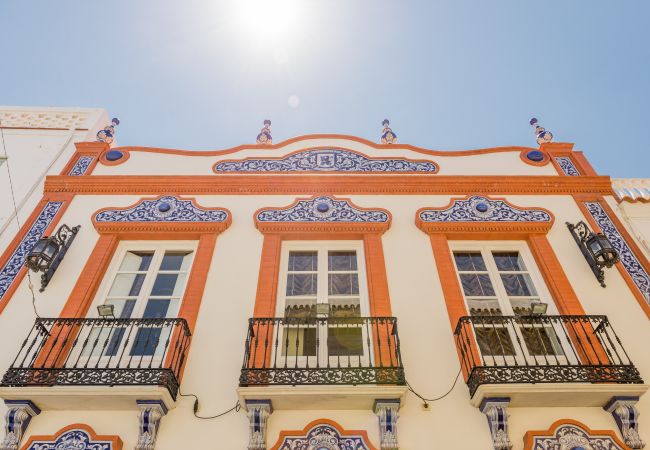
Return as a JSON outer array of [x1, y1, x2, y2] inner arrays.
[[1, 1, 648, 177]]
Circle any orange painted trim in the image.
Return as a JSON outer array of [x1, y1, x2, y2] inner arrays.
[[270, 418, 379, 450], [99, 148, 130, 166], [21, 423, 123, 450], [364, 234, 392, 317], [574, 196, 650, 319], [519, 148, 550, 167], [573, 151, 598, 176], [252, 234, 282, 318], [214, 146, 439, 174], [0, 192, 74, 315], [523, 419, 630, 450], [59, 142, 107, 176], [415, 195, 555, 238], [45, 174, 614, 196], [91, 195, 232, 237]]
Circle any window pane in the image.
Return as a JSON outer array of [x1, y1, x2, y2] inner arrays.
[[151, 273, 187, 297], [142, 299, 172, 318], [288, 251, 317, 271], [454, 252, 487, 271], [500, 274, 537, 297], [160, 251, 192, 271], [119, 251, 153, 271], [520, 326, 565, 356], [328, 327, 363, 356], [328, 251, 358, 271], [105, 299, 136, 318], [286, 274, 317, 296], [493, 252, 526, 271], [328, 273, 359, 295], [475, 328, 516, 356], [460, 274, 495, 296], [108, 274, 146, 297], [281, 327, 317, 356]]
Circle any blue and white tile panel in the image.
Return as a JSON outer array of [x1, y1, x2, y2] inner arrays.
[[68, 156, 95, 176], [24, 429, 114, 450], [257, 196, 389, 223], [94, 196, 228, 223], [214, 148, 438, 173], [275, 423, 372, 450], [555, 156, 581, 176], [585, 202, 650, 305], [0, 202, 63, 302], [419, 196, 552, 223]]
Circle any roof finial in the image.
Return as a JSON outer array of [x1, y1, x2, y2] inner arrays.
[[96, 118, 120, 145], [256, 119, 272, 145], [380, 119, 397, 144], [529, 117, 553, 145]]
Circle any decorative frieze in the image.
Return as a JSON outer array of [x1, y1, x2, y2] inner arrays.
[[585, 202, 650, 305], [272, 420, 375, 450], [418, 195, 552, 223], [525, 420, 628, 450], [1, 400, 40, 450], [68, 156, 94, 176], [605, 396, 645, 449], [135, 400, 168, 450], [20, 424, 122, 450], [256, 196, 389, 223], [374, 400, 400, 450], [214, 148, 437, 173], [0, 201, 63, 302], [480, 398, 512, 450], [555, 156, 581, 176], [94, 196, 228, 224], [246, 400, 272, 450]]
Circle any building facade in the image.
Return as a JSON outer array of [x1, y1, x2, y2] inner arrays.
[[0, 119, 648, 450]]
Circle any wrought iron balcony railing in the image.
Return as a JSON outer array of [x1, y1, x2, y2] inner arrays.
[[454, 314, 643, 397], [0, 317, 191, 400], [239, 316, 405, 386]]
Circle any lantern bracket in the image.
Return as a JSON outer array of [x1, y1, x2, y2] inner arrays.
[[26, 224, 80, 292], [566, 221, 618, 288]]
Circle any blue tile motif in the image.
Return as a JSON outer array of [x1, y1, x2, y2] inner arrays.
[[257, 196, 389, 223], [25, 429, 114, 450], [214, 148, 438, 173], [95, 196, 228, 223], [276, 424, 371, 450], [555, 157, 581, 176], [68, 156, 94, 176], [585, 202, 650, 305], [0, 202, 63, 302], [419, 196, 552, 223]]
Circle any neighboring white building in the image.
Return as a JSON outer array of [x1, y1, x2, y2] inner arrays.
[[0, 117, 648, 450], [0, 107, 108, 251]]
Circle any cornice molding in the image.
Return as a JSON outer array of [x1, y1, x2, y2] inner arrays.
[[45, 175, 614, 196]]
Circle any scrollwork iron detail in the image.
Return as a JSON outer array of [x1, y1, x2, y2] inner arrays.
[[240, 368, 405, 386]]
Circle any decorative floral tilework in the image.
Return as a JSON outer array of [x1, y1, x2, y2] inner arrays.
[[555, 157, 580, 176], [419, 196, 551, 223], [257, 196, 388, 223], [94, 196, 228, 223], [68, 156, 94, 176]]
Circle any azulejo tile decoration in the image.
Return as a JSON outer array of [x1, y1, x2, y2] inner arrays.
[[257, 196, 389, 223], [94, 196, 228, 223], [555, 157, 581, 176], [68, 156, 94, 176], [214, 148, 438, 173], [585, 202, 650, 305], [24, 429, 116, 450], [274, 422, 374, 450], [527, 422, 626, 450], [0, 201, 63, 302], [419, 196, 552, 223]]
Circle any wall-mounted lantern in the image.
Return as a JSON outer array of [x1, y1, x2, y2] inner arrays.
[[97, 304, 115, 318], [25, 224, 80, 292], [529, 300, 548, 316], [567, 221, 619, 287]]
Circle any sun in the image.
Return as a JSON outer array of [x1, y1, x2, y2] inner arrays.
[[232, 0, 300, 41]]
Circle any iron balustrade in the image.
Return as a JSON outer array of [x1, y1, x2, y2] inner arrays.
[[0, 317, 191, 400], [240, 316, 405, 386], [454, 315, 643, 397]]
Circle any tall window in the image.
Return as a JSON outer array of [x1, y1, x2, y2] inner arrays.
[[452, 244, 562, 358], [278, 242, 368, 359]]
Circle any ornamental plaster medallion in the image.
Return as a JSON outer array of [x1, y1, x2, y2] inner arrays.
[[94, 196, 228, 223], [274, 423, 373, 450], [585, 202, 650, 305], [530, 424, 625, 450], [418, 196, 552, 223], [214, 148, 437, 173], [256, 196, 389, 223], [0, 201, 63, 302], [24, 428, 116, 450]]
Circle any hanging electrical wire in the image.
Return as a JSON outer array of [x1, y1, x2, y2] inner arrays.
[[178, 392, 241, 420], [405, 368, 462, 408]]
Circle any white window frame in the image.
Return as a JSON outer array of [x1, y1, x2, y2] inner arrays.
[[90, 240, 198, 319]]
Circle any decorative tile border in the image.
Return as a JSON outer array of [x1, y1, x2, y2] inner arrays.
[[585, 202, 650, 305], [525, 420, 627, 450], [256, 196, 389, 223], [271, 419, 377, 450], [214, 148, 438, 173], [94, 196, 228, 223], [22, 424, 122, 450], [0, 201, 63, 302], [68, 156, 94, 176], [418, 195, 552, 223], [555, 157, 581, 176]]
